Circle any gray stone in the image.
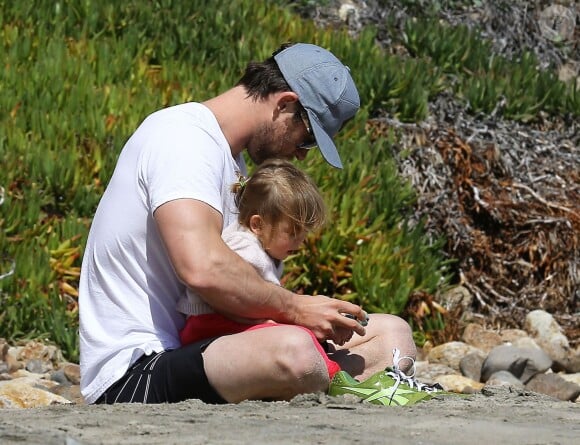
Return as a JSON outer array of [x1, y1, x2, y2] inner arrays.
[[538, 5, 576, 42], [26, 358, 52, 374], [486, 371, 525, 388], [525, 310, 570, 363], [427, 341, 482, 371], [438, 285, 473, 313], [511, 337, 541, 350], [50, 368, 70, 385], [481, 345, 552, 383], [415, 361, 458, 384], [525, 373, 580, 402], [459, 352, 484, 382]]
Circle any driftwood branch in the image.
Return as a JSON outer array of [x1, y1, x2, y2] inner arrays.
[[510, 182, 579, 217]]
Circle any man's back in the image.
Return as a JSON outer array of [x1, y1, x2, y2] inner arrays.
[[79, 102, 244, 403]]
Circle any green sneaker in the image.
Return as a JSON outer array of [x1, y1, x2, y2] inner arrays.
[[329, 369, 434, 406], [328, 348, 446, 406]]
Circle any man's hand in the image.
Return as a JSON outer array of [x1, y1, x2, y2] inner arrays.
[[287, 294, 367, 343]]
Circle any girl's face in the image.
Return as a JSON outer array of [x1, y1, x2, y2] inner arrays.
[[250, 216, 306, 261]]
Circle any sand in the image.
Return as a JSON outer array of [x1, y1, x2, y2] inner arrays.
[[0, 386, 578, 445]]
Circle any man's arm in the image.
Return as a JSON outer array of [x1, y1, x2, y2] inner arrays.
[[154, 198, 366, 343]]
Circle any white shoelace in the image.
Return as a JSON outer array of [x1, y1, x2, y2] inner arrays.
[[386, 348, 443, 395]]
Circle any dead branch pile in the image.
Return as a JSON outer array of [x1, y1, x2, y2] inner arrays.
[[368, 95, 579, 344]]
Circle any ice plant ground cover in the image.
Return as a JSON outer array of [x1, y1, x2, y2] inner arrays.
[[0, 0, 578, 360]]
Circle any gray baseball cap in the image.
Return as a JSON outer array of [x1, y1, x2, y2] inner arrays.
[[274, 43, 360, 169]]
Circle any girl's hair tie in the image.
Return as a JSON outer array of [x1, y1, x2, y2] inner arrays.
[[233, 172, 248, 207]]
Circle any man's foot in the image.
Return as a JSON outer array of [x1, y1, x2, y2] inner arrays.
[[328, 348, 447, 406]]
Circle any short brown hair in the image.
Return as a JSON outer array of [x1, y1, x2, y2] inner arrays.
[[232, 159, 326, 234], [236, 43, 295, 101]]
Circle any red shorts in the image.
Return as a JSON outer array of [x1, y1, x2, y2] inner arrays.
[[180, 313, 341, 378]]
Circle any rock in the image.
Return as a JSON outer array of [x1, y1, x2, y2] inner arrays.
[[525, 373, 580, 402], [481, 345, 552, 383], [50, 384, 85, 405], [438, 285, 473, 313], [15, 340, 64, 365], [486, 371, 525, 388], [552, 347, 580, 374], [415, 361, 458, 384], [427, 341, 482, 371], [26, 358, 52, 374], [459, 352, 485, 382], [418, 341, 434, 360], [500, 331, 545, 355], [462, 323, 502, 353], [338, 1, 360, 27], [416, 341, 432, 361], [499, 329, 529, 344], [2, 370, 59, 390], [0, 340, 83, 409], [559, 373, 580, 387], [49, 368, 70, 385], [4, 347, 23, 372], [524, 310, 570, 363], [0, 379, 72, 408], [434, 374, 484, 393], [558, 61, 579, 84], [63, 363, 81, 385], [538, 4, 576, 42], [511, 337, 542, 351]]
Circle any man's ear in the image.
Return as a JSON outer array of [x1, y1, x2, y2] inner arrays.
[[275, 91, 300, 112], [249, 215, 264, 235]]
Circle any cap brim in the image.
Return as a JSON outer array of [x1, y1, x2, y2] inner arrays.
[[306, 109, 343, 169]]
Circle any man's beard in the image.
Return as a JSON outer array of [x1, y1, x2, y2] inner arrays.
[[247, 122, 290, 164]]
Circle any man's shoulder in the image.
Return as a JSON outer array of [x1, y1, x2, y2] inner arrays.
[[144, 102, 210, 128], [135, 102, 228, 155]]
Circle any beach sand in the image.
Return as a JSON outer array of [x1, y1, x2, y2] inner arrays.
[[1, 386, 578, 444]]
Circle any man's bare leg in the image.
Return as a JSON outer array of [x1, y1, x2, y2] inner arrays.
[[202, 325, 329, 403], [329, 314, 417, 380]]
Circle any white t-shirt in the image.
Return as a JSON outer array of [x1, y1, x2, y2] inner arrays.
[[79, 102, 246, 404]]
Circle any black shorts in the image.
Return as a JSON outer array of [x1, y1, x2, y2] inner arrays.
[[95, 339, 226, 404]]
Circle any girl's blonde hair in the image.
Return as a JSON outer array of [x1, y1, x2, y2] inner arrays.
[[232, 159, 326, 234]]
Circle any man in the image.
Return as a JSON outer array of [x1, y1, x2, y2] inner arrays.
[[79, 43, 417, 405]]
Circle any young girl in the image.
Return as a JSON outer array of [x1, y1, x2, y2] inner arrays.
[[177, 158, 327, 345]]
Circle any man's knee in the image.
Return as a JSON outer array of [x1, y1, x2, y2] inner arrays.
[[369, 314, 417, 370], [274, 326, 329, 390], [389, 314, 414, 336], [369, 313, 413, 337]]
